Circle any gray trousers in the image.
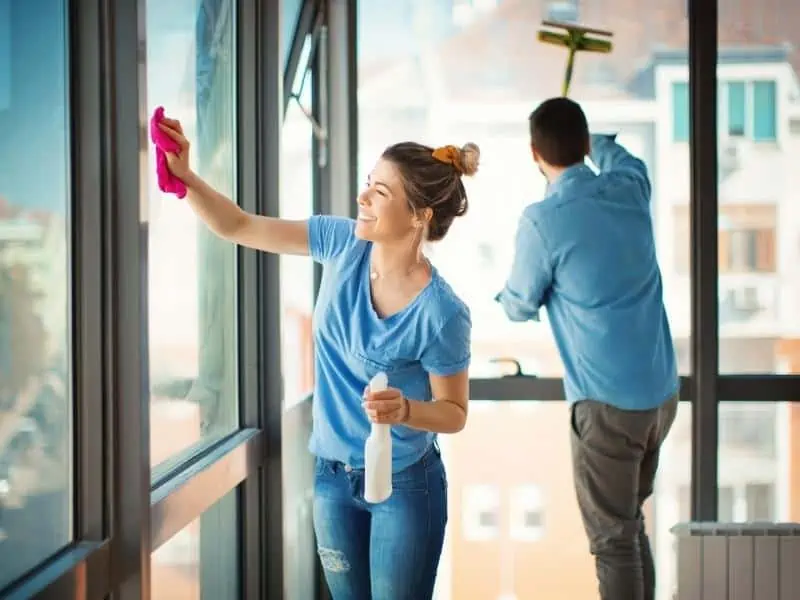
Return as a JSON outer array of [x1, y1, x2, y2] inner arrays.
[[570, 394, 679, 600]]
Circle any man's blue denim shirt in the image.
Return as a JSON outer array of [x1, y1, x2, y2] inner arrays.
[[496, 134, 678, 410]]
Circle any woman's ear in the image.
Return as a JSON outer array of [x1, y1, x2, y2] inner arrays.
[[421, 207, 433, 226]]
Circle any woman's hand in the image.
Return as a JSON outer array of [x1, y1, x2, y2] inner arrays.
[[363, 386, 410, 425], [158, 117, 192, 180]]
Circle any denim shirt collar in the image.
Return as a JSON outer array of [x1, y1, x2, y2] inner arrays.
[[545, 162, 595, 197]]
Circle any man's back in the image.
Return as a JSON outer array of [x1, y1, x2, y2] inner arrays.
[[498, 134, 678, 410]]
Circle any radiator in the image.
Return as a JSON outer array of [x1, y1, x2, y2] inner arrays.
[[673, 522, 800, 600]]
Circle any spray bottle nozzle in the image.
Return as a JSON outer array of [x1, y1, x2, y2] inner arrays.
[[369, 372, 388, 393]]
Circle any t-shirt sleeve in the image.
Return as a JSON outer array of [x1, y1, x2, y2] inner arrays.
[[420, 307, 472, 377], [307, 215, 357, 263]]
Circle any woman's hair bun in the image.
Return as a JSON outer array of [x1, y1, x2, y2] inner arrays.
[[458, 142, 480, 176]]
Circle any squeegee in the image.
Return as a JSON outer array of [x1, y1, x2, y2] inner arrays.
[[538, 20, 613, 96]]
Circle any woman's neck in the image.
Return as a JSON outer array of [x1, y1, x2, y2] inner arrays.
[[369, 240, 425, 280]]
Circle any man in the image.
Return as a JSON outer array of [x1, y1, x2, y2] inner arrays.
[[495, 97, 679, 600]]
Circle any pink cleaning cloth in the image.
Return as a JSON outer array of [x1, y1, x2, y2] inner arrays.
[[149, 106, 187, 199]]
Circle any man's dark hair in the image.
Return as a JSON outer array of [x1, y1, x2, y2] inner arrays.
[[528, 97, 590, 167]]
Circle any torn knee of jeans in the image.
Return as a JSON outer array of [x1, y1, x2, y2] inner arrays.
[[318, 546, 350, 572]]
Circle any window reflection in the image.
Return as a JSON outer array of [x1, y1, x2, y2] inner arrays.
[[145, 0, 239, 478], [0, 0, 72, 589], [0, 0, 72, 588]]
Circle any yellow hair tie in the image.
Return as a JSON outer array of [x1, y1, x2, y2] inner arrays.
[[432, 145, 464, 174]]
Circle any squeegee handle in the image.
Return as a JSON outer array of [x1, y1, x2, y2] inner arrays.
[[562, 47, 576, 97]]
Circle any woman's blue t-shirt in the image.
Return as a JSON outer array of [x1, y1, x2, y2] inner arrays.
[[307, 215, 471, 472]]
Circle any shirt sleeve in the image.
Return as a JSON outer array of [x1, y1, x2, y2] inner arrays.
[[589, 133, 651, 205], [495, 213, 553, 322], [420, 308, 472, 377], [307, 215, 357, 263]]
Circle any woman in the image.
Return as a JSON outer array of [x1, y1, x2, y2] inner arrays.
[[158, 117, 478, 599]]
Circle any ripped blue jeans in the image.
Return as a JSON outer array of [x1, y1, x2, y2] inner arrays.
[[313, 445, 448, 600]]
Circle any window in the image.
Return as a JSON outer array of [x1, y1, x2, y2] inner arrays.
[[718, 80, 777, 142], [151, 487, 239, 598], [282, 0, 306, 66], [752, 80, 777, 141], [679, 485, 734, 521], [719, 228, 775, 272], [0, 0, 72, 587], [672, 81, 690, 142], [745, 483, 775, 521], [358, 1, 690, 597], [719, 403, 777, 457], [673, 205, 776, 276], [718, 485, 735, 522], [682, 482, 777, 523], [145, 0, 239, 478], [462, 485, 500, 541], [728, 230, 757, 270], [510, 484, 546, 541], [725, 81, 746, 136]]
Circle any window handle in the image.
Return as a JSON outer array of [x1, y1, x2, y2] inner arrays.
[[488, 357, 530, 378]]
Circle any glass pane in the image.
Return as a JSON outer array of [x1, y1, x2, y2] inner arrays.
[[752, 81, 777, 142], [717, 16, 786, 372], [282, 0, 305, 68], [151, 486, 240, 599], [281, 71, 315, 408], [672, 82, 690, 142], [357, 0, 690, 377], [726, 81, 746, 137], [280, 71, 317, 599], [146, 0, 239, 477], [0, 0, 72, 587], [437, 400, 691, 600], [718, 402, 791, 523]]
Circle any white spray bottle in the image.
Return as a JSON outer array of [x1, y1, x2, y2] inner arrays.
[[364, 371, 392, 503]]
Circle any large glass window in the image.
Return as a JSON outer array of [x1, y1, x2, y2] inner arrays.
[[0, 0, 72, 588], [717, 11, 792, 375], [145, 0, 239, 478], [358, 2, 690, 599], [151, 487, 240, 599]]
